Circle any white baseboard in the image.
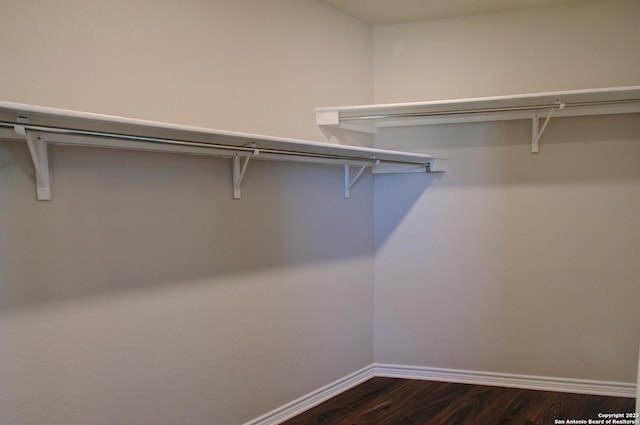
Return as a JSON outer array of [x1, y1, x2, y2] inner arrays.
[[243, 365, 375, 425], [245, 363, 636, 425], [374, 363, 637, 398]]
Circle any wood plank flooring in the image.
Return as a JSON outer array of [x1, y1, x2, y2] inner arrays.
[[281, 377, 635, 425]]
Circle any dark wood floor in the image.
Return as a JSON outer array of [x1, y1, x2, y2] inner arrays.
[[281, 377, 635, 425]]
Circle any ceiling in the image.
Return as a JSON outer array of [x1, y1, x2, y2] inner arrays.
[[319, 0, 590, 25]]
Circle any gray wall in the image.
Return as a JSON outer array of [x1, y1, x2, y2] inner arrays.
[[0, 1, 374, 424], [373, 0, 640, 383]]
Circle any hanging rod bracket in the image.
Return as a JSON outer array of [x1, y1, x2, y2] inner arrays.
[[344, 161, 372, 199], [232, 149, 259, 199], [531, 101, 564, 153], [14, 118, 51, 200]]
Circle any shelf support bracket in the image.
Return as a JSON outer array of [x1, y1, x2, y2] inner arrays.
[[344, 161, 374, 199], [531, 102, 564, 153], [232, 149, 259, 199], [14, 120, 51, 200]]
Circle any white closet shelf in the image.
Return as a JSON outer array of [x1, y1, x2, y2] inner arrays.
[[0, 101, 447, 201], [315, 86, 640, 153]]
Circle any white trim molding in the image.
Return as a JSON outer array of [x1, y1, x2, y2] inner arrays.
[[243, 365, 375, 425], [374, 364, 636, 398], [245, 364, 636, 425]]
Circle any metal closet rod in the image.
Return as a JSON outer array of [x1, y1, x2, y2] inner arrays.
[[0, 121, 379, 163], [339, 98, 640, 121]]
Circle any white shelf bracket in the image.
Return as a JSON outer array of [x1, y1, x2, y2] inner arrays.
[[232, 149, 259, 199], [344, 161, 373, 199], [14, 120, 51, 200], [531, 102, 564, 153]]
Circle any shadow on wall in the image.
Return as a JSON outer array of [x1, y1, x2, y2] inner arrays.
[[376, 113, 640, 187], [373, 113, 640, 249], [0, 141, 384, 311], [374, 171, 442, 250]]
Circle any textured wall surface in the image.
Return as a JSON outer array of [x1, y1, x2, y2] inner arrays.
[[0, 1, 374, 424], [374, 0, 640, 102], [373, 0, 640, 383]]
